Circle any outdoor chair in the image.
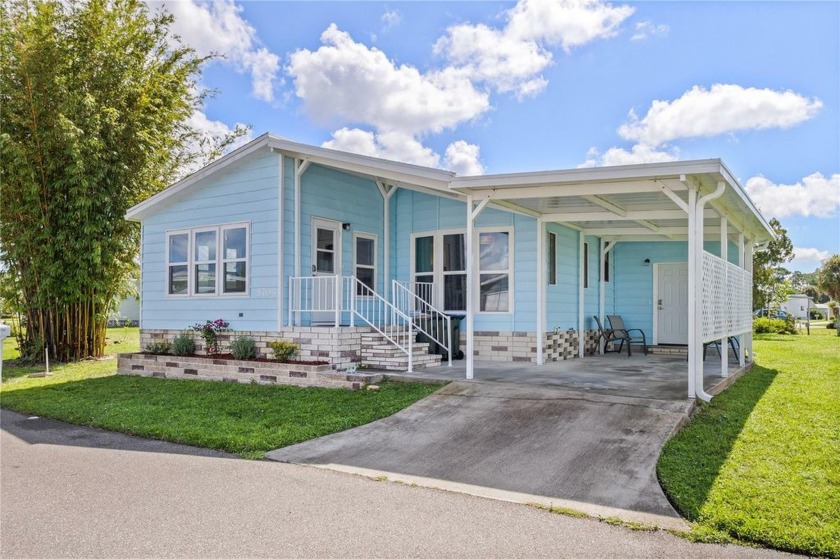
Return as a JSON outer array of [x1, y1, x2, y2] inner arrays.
[[606, 315, 648, 357], [703, 336, 740, 361]]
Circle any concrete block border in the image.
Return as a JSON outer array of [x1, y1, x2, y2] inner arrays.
[[117, 353, 384, 390]]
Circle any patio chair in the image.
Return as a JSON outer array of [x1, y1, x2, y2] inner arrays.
[[593, 315, 621, 355], [703, 336, 740, 361], [606, 315, 648, 357]]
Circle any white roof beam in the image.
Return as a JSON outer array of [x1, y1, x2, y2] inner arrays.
[[539, 209, 717, 222], [491, 200, 541, 218], [583, 195, 627, 216], [585, 226, 734, 236], [477, 181, 665, 201]]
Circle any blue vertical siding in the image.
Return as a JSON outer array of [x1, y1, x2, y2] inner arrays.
[[545, 223, 580, 331], [141, 152, 279, 331]]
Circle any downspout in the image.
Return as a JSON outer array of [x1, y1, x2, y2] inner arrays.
[[693, 181, 726, 402], [536, 218, 545, 365]]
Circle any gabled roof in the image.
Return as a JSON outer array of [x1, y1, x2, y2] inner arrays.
[[126, 133, 455, 221], [126, 133, 774, 242]]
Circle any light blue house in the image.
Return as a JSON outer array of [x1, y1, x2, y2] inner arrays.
[[127, 134, 773, 399]]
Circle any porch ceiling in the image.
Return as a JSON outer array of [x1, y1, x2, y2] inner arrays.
[[450, 159, 774, 243]]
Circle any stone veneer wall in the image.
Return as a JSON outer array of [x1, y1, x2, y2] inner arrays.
[[459, 330, 602, 364], [118, 353, 382, 390], [141, 327, 372, 369], [142, 327, 603, 369]]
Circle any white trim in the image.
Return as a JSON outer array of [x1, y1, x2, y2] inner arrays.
[[536, 218, 545, 365], [164, 221, 250, 299], [353, 231, 378, 293], [311, 217, 343, 277], [277, 153, 284, 329], [139, 225, 144, 329], [578, 232, 585, 358], [409, 226, 514, 315], [652, 263, 660, 346]]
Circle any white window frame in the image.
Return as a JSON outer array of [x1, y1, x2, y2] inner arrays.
[[165, 222, 250, 298], [476, 227, 514, 314], [353, 232, 377, 295], [409, 226, 514, 315]]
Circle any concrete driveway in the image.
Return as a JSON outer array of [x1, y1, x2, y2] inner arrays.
[[2, 408, 792, 558], [268, 381, 694, 528]]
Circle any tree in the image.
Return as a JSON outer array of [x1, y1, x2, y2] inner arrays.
[[752, 218, 794, 311], [0, 0, 245, 361], [816, 255, 840, 301]]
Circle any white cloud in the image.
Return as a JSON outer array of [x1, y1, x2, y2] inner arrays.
[[745, 172, 840, 219], [444, 141, 484, 175], [181, 110, 253, 175], [322, 128, 484, 175], [631, 20, 669, 41], [792, 247, 832, 267], [322, 128, 441, 168], [435, 0, 633, 97], [152, 0, 280, 102], [618, 84, 823, 146], [579, 144, 678, 167], [288, 24, 489, 135], [381, 9, 401, 30]]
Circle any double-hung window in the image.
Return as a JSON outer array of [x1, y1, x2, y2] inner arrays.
[[166, 223, 249, 297], [478, 231, 510, 312]]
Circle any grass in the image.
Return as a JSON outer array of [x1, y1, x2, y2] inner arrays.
[[658, 327, 840, 557], [1, 329, 442, 459]]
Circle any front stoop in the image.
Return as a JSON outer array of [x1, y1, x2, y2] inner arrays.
[[117, 354, 383, 390], [360, 332, 443, 371]]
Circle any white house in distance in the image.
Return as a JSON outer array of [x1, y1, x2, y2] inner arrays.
[[126, 134, 774, 400]]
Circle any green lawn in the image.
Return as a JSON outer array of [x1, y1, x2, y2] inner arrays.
[[1, 329, 442, 459], [658, 327, 840, 557]]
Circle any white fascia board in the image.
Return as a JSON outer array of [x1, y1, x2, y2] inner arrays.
[[541, 209, 718, 222], [266, 135, 454, 191], [450, 159, 724, 190], [125, 134, 272, 221], [716, 160, 775, 241]]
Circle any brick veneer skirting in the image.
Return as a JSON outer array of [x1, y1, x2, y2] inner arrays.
[[458, 330, 601, 364], [117, 353, 382, 390], [141, 327, 373, 369]]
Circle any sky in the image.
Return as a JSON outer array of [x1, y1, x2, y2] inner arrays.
[[148, 0, 840, 273]]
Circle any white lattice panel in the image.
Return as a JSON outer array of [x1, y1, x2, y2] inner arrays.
[[701, 252, 752, 343]]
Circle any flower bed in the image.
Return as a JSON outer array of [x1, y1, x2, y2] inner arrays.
[[118, 353, 383, 390]]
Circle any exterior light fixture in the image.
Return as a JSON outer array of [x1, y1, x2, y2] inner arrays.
[[644, 258, 651, 266]]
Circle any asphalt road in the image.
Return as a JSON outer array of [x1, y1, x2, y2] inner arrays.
[[0, 409, 793, 558]]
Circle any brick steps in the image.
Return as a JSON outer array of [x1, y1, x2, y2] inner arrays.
[[360, 332, 442, 371]]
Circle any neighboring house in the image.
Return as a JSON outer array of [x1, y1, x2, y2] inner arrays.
[[109, 294, 140, 326], [814, 302, 833, 321], [126, 134, 774, 399], [782, 294, 813, 320]]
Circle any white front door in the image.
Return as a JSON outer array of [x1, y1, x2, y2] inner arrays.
[[655, 262, 688, 344], [311, 218, 341, 324]]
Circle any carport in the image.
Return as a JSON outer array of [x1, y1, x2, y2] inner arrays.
[[398, 350, 744, 401], [450, 159, 775, 400]]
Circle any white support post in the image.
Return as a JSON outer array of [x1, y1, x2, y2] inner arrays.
[[687, 187, 698, 398], [578, 231, 585, 358], [293, 158, 310, 326], [746, 240, 755, 362], [465, 195, 476, 380], [738, 233, 746, 367], [376, 181, 398, 303], [277, 154, 284, 330], [599, 238, 606, 355], [334, 275, 341, 327], [720, 217, 729, 378], [536, 218, 545, 365]]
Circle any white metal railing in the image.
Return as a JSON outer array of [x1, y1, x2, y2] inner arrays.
[[352, 277, 415, 372], [701, 252, 752, 342], [393, 280, 452, 366], [288, 276, 417, 372], [288, 276, 353, 327]]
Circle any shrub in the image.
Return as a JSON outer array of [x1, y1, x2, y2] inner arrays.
[[145, 340, 171, 354], [229, 335, 257, 360], [192, 318, 230, 355], [753, 317, 797, 335], [268, 340, 300, 362], [171, 331, 196, 356], [828, 322, 836, 330]]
